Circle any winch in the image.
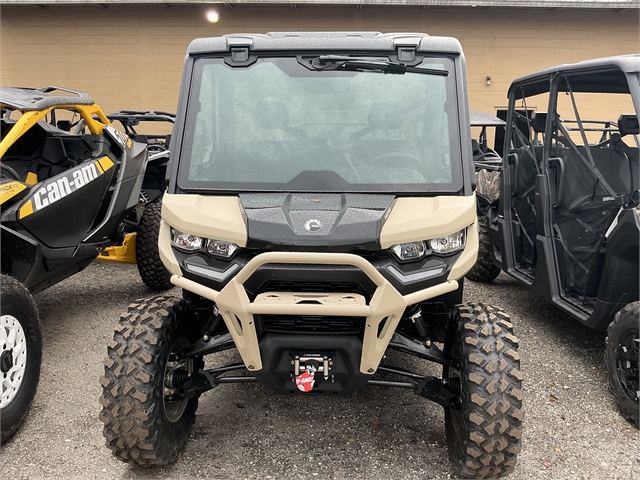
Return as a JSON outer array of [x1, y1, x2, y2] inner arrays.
[[292, 354, 333, 392]]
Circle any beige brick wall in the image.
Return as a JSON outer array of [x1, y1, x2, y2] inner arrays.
[[1, 4, 639, 116]]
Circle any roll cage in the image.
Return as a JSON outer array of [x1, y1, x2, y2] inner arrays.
[[493, 56, 640, 329]]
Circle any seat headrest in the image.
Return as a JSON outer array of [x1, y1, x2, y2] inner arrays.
[[471, 139, 481, 156], [41, 137, 68, 165], [618, 114, 639, 136], [531, 112, 547, 134]]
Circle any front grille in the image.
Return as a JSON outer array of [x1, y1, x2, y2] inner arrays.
[[244, 264, 378, 302], [261, 315, 364, 334], [260, 280, 367, 297]]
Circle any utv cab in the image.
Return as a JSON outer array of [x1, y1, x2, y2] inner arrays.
[[100, 32, 524, 478]]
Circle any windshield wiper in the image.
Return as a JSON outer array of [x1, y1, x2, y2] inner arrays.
[[310, 55, 448, 76]]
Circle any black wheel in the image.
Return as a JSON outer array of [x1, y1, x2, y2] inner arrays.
[[466, 214, 500, 283], [605, 303, 639, 428], [99, 296, 202, 466], [136, 200, 173, 291], [443, 303, 524, 478], [1, 275, 42, 443]]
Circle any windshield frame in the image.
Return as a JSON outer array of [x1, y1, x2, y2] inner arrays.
[[175, 52, 465, 195]]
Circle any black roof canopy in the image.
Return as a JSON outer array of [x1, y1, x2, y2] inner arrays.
[[187, 31, 464, 56], [507, 55, 640, 99], [0, 86, 94, 111], [2, 0, 638, 8]]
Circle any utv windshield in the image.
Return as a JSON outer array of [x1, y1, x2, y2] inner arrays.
[[178, 55, 461, 193]]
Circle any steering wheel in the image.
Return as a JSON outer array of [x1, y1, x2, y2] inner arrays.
[[0, 164, 21, 181], [147, 144, 169, 154], [371, 152, 429, 177]]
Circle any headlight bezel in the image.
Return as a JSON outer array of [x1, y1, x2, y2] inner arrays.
[[206, 238, 239, 259], [389, 241, 428, 263]]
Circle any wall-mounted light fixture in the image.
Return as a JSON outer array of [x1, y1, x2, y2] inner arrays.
[[486, 76, 491, 85], [206, 9, 220, 23]]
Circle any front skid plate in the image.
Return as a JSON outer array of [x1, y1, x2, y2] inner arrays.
[[172, 251, 460, 374], [254, 334, 370, 395]]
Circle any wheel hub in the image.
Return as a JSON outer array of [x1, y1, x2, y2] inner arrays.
[[0, 349, 13, 373], [0, 314, 28, 408], [616, 330, 640, 403], [163, 338, 193, 423]]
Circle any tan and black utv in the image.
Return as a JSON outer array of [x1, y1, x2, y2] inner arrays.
[[100, 32, 524, 478]]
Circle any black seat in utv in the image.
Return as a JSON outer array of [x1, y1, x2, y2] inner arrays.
[[29, 136, 77, 181], [554, 135, 633, 297], [611, 114, 640, 192]]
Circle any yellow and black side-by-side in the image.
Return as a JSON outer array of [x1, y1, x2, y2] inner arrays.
[[0, 88, 148, 293], [0, 87, 172, 443]]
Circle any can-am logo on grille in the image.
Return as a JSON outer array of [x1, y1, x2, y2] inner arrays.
[[304, 219, 323, 232]]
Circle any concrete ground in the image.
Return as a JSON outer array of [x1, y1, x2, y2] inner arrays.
[[1, 262, 638, 479]]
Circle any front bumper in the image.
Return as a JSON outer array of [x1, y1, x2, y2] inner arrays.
[[171, 250, 460, 375], [159, 193, 478, 377]]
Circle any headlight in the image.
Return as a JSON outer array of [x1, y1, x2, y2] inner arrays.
[[171, 229, 203, 251], [390, 241, 426, 261], [170, 228, 239, 259], [428, 229, 466, 255], [207, 239, 239, 258]]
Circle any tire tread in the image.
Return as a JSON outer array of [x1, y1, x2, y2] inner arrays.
[[605, 302, 639, 428], [466, 216, 501, 283], [0, 275, 42, 444], [446, 303, 524, 479], [136, 201, 173, 291], [99, 295, 195, 466]]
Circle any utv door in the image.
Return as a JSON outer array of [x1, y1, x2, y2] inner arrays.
[[542, 71, 638, 319], [497, 99, 549, 288], [17, 156, 117, 249]]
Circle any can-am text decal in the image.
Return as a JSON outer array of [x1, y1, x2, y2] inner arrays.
[[18, 157, 114, 219]]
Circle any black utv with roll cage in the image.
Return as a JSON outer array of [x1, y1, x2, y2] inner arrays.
[[469, 56, 640, 427], [96, 110, 175, 290], [100, 32, 524, 478], [470, 110, 505, 168], [105, 110, 174, 203]]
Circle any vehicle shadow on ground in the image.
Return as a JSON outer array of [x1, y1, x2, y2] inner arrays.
[[116, 348, 453, 479]]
